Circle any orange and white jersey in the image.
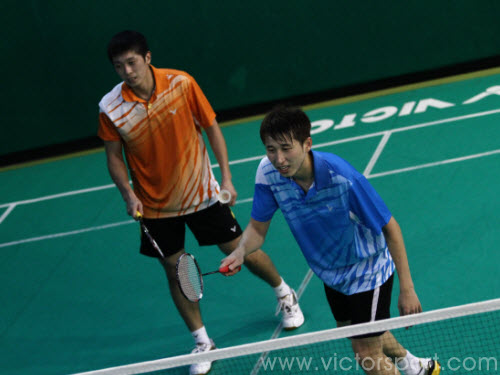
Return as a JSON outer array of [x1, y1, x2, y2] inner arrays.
[[98, 66, 220, 218]]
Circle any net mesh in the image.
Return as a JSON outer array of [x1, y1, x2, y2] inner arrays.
[[73, 298, 500, 375], [176, 254, 203, 302]]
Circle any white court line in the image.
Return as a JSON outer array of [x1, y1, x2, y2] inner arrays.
[[2, 108, 500, 210], [0, 183, 117, 209], [0, 204, 16, 224], [0, 220, 134, 249], [0, 197, 254, 248], [363, 131, 391, 176], [235, 197, 253, 205], [367, 149, 500, 179]]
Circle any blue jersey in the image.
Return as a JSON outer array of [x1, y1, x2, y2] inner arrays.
[[252, 151, 395, 295]]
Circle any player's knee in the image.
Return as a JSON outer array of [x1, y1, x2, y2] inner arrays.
[[217, 237, 240, 254], [244, 249, 268, 264], [158, 255, 182, 280], [242, 250, 272, 272]]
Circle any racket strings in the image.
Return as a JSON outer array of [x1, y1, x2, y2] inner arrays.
[[177, 255, 203, 302]]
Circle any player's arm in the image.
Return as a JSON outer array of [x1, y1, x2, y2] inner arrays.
[[221, 218, 271, 274], [383, 216, 422, 315], [103, 140, 142, 217], [204, 119, 237, 205]]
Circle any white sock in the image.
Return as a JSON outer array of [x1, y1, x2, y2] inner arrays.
[[191, 326, 211, 345], [273, 278, 292, 298], [396, 350, 422, 375]]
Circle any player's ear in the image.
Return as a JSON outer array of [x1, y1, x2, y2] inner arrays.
[[145, 51, 152, 64], [304, 137, 312, 152]]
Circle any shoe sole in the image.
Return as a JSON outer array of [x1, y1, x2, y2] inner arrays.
[[191, 362, 213, 375], [192, 370, 211, 375], [283, 316, 305, 331], [190, 345, 216, 375]]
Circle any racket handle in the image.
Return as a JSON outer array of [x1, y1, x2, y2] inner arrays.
[[219, 265, 241, 273], [136, 211, 143, 220]]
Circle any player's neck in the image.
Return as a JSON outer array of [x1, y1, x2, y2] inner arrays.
[[132, 68, 155, 101], [292, 153, 314, 192]]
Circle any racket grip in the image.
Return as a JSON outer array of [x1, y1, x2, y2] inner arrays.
[[219, 265, 241, 273], [136, 211, 143, 219]]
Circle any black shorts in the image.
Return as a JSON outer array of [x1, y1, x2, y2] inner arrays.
[[324, 274, 394, 338], [139, 202, 243, 258]]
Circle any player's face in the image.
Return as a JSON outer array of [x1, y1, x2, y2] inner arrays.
[[264, 135, 312, 179], [112, 50, 152, 89]]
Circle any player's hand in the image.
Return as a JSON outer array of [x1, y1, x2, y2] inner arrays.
[[398, 287, 422, 316], [220, 249, 244, 276], [125, 194, 143, 220]]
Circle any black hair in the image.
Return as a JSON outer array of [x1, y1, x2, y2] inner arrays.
[[260, 106, 311, 145], [107, 30, 149, 63]]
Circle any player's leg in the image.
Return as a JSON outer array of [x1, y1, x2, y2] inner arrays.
[[350, 289, 440, 375], [188, 202, 304, 330], [351, 334, 400, 374], [218, 237, 305, 330], [158, 250, 203, 331], [325, 277, 439, 375], [380, 331, 406, 359], [139, 216, 214, 375], [140, 217, 205, 332], [349, 276, 401, 374], [354, 278, 440, 375], [371, 332, 441, 375], [324, 277, 400, 374], [217, 236, 281, 286], [387, 332, 441, 375], [157, 252, 215, 375]]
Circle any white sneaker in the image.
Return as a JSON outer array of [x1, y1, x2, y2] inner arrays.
[[418, 359, 441, 375], [399, 358, 441, 375], [189, 339, 216, 375], [275, 290, 304, 330]]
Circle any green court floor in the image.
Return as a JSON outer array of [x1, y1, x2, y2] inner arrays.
[[1, 69, 499, 375]]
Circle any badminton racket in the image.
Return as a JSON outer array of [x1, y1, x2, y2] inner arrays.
[[176, 253, 240, 302]]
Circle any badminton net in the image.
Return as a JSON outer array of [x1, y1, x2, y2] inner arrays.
[[72, 298, 500, 374]]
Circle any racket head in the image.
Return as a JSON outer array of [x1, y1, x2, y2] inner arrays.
[[176, 253, 204, 302]]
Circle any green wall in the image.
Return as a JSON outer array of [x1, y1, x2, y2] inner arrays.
[[2, 1, 500, 156]]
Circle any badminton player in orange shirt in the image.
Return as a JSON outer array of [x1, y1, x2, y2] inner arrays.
[[97, 30, 304, 375]]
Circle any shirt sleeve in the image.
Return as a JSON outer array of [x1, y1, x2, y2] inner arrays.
[[251, 183, 279, 222], [187, 75, 216, 129], [349, 175, 392, 233], [97, 112, 121, 141], [251, 162, 279, 222]]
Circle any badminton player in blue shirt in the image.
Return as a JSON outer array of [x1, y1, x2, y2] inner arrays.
[[221, 106, 440, 375]]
